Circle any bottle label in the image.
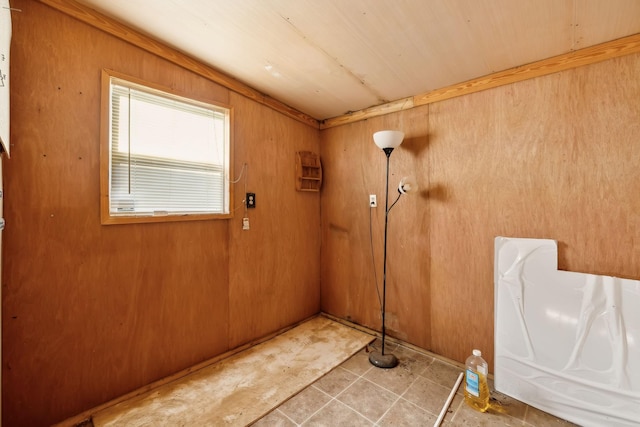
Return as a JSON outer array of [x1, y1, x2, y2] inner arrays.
[[466, 369, 480, 397]]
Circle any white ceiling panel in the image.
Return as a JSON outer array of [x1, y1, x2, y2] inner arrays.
[[72, 0, 640, 120]]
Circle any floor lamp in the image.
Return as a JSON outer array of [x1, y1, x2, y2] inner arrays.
[[369, 130, 414, 369]]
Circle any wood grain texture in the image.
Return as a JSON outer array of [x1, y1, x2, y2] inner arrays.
[[4, 1, 319, 425], [320, 97, 415, 130], [428, 52, 640, 365], [428, 54, 640, 366], [91, 316, 370, 426], [319, 107, 431, 350], [321, 33, 640, 129], [320, 52, 640, 371], [227, 92, 321, 349], [37, 0, 319, 129], [415, 32, 640, 107], [7, 2, 640, 425]]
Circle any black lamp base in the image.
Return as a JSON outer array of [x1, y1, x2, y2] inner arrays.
[[369, 351, 399, 369]]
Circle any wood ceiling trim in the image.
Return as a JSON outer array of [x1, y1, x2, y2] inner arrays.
[[37, 0, 640, 131], [319, 97, 416, 129], [37, 0, 321, 129], [321, 32, 640, 129]]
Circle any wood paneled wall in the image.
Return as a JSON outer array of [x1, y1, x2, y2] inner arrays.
[[319, 110, 431, 349], [3, 1, 319, 425], [6, 1, 640, 425], [320, 53, 640, 369]]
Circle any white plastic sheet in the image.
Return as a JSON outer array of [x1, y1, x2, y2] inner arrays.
[[494, 237, 640, 426]]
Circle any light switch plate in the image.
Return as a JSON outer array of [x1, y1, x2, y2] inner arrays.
[[246, 193, 256, 208]]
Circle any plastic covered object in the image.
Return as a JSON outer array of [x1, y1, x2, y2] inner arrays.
[[494, 237, 640, 427]]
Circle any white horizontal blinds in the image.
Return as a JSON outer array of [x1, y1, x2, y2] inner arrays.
[[109, 79, 229, 216]]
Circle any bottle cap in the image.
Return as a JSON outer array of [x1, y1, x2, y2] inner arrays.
[[473, 349, 481, 356]]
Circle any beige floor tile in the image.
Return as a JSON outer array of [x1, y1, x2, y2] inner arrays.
[[313, 366, 359, 397], [369, 337, 399, 354], [378, 398, 437, 426], [253, 338, 578, 427], [336, 377, 399, 423], [403, 375, 459, 416], [523, 406, 580, 427], [251, 409, 296, 426], [394, 345, 435, 376], [302, 399, 373, 426], [80, 322, 581, 427], [450, 401, 526, 427], [443, 399, 466, 425], [340, 347, 375, 376], [277, 386, 332, 424], [422, 359, 465, 388], [489, 388, 528, 421], [363, 359, 420, 395]]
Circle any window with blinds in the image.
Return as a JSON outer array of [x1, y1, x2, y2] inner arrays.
[[101, 71, 232, 224]]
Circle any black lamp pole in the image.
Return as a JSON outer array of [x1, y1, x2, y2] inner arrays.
[[369, 146, 399, 369]]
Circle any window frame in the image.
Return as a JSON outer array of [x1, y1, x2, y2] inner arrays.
[[100, 69, 234, 225]]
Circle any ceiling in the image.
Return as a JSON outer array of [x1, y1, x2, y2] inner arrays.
[[73, 0, 640, 121]]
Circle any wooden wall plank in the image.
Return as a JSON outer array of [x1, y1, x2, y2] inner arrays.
[[36, 0, 320, 129], [8, 2, 640, 425], [320, 50, 640, 370], [4, 1, 320, 425], [415, 32, 640, 107], [37, 0, 640, 133], [227, 92, 321, 348], [319, 108, 431, 350], [320, 97, 414, 130], [321, 33, 640, 129], [428, 52, 640, 365]]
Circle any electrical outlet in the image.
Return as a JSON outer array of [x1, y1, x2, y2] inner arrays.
[[369, 194, 377, 207], [242, 217, 250, 230], [246, 192, 256, 208]]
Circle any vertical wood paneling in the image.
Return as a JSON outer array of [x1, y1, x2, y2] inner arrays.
[[38, 0, 319, 128], [4, 1, 319, 425], [227, 93, 321, 348], [7, 2, 640, 425], [320, 108, 431, 349], [43, 0, 640, 122], [428, 53, 640, 366], [320, 52, 640, 372], [321, 33, 640, 129]]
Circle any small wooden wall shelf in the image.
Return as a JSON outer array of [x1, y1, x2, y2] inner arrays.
[[295, 151, 322, 192]]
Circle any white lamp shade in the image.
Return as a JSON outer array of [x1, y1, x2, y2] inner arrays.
[[373, 130, 404, 150]]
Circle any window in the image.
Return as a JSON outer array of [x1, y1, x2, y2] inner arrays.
[[101, 70, 233, 224]]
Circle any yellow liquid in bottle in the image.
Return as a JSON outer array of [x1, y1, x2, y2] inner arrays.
[[464, 371, 490, 412]]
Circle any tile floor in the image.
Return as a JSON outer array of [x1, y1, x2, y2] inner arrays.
[[252, 338, 578, 427]]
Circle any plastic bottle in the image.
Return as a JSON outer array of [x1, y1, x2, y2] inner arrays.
[[464, 349, 490, 412]]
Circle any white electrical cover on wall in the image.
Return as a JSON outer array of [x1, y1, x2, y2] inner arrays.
[[494, 237, 640, 427]]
